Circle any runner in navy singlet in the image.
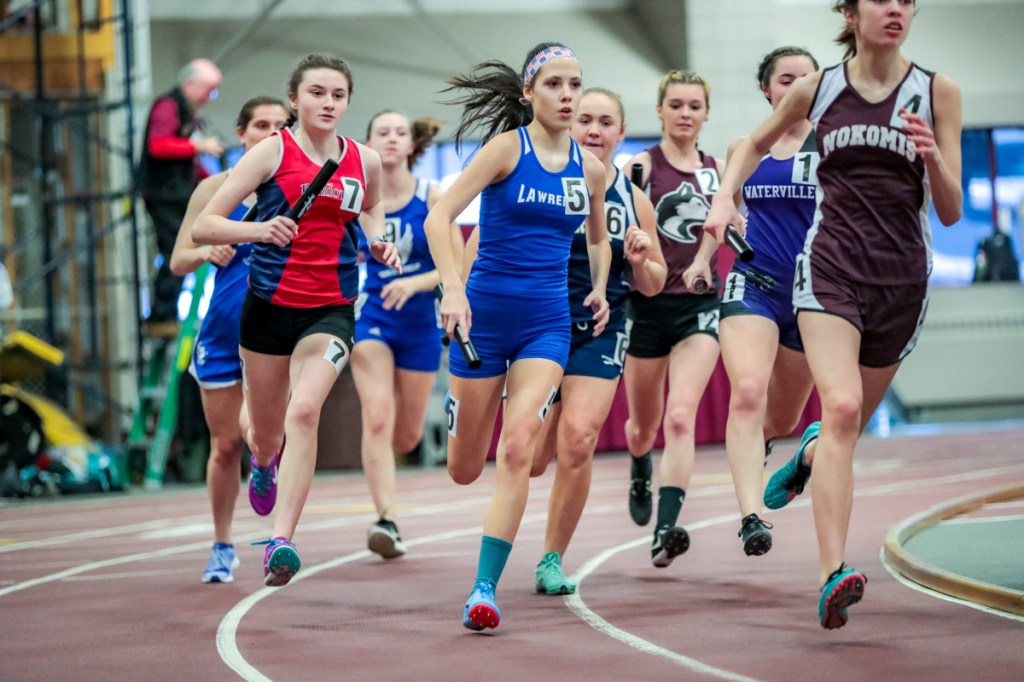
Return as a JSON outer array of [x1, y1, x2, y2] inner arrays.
[[705, 0, 963, 629], [425, 42, 611, 631], [170, 96, 289, 584], [195, 54, 401, 587], [529, 87, 667, 595], [717, 48, 820, 558], [622, 70, 725, 570]]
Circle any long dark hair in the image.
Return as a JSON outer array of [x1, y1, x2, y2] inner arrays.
[[832, 1, 859, 60], [235, 96, 288, 131], [756, 47, 819, 102], [443, 41, 569, 152]]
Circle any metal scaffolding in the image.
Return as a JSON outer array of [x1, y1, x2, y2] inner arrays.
[[0, 0, 144, 445]]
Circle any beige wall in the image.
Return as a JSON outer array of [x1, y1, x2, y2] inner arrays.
[[143, 0, 1024, 154]]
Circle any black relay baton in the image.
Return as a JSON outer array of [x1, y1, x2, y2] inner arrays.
[[286, 158, 339, 222], [725, 224, 755, 263], [630, 162, 644, 189], [434, 284, 481, 369]]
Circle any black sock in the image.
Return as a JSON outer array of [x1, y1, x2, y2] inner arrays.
[[631, 452, 652, 480], [656, 486, 685, 530]]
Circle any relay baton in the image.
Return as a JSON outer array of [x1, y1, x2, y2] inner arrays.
[[286, 158, 339, 222], [434, 284, 481, 369], [691, 276, 710, 295], [725, 224, 755, 263], [240, 204, 258, 222], [630, 162, 644, 188]]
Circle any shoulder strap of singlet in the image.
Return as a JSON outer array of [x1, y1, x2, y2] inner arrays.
[[518, 127, 532, 156], [414, 178, 430, 202], [613, 165, 638, 228], [799, 130, 818, 154]]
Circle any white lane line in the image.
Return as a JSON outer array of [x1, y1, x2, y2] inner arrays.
[[567, 512, 763, 682], [217, 513, 550, 681], [61, 568, 196, 582], [877, 548, 1024, 624], [565, 463, 1024, 679], [0, 514, 212, 554], [0, 496, 489, 599]]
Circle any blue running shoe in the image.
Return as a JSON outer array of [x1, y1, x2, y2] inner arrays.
[[763, 421, 818, 509], [249, 452, 280, 516], [462, 580, 501, 631], [253, 536, 301, 587], [818, 564, 867, 630], [202, 542, 240, 583]]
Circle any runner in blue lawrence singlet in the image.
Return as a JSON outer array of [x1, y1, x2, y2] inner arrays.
[[423, 43, 610, 631]]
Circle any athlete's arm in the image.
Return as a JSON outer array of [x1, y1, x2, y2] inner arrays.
[[902, 73, 962, 226], [170, 173, 237, 275], [424, 131, 519, 337], [625, 187, 666, 297], [725, 136, 748, 208], [358, 145, 402, 273], [581, 148, 611, 336], [704, 72, 820, 244], [194, 135, 295, 246]]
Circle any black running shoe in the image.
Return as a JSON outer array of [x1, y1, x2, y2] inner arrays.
[[738, 513, 773, 556], [629, 476, 653, 526], [629, 453, 653, 526], [651, 526, 689, 568], [367, 518, 407, 559]]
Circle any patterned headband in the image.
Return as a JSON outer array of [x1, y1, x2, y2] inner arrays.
[[523, 45, 579, 86]]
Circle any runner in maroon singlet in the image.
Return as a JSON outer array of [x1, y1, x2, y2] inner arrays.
[[705, 0, 962, 629]]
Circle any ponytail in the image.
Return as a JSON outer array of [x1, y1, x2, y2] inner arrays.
[[443, 60, 531, 152]]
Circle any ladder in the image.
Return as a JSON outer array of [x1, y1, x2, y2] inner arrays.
[[125, 263, 210, 489]]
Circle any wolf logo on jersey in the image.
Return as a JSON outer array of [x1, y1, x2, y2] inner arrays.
[[655, 181, 710, 244]]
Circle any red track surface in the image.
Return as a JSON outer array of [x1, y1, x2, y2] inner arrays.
[[2, 429, 1022, 681]]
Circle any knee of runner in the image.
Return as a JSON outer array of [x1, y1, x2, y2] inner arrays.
[[730, 377, 769, 414], [559, 421, 598, 468], [209, 435, 244, 465], [285, 397, 322, 433], [663, 405, 697, 439], [392, 430, 422, 456], [448, 459, 482, 486], [821, 394, 862, 435]]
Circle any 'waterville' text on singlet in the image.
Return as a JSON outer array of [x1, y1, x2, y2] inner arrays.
[[742, 184, 817, 200]]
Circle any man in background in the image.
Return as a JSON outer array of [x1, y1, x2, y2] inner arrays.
[[138, 58, 224, 331]]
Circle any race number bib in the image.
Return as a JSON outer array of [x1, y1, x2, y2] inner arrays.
[[562, 177, 590, 216], [695, 168, 719, 195]]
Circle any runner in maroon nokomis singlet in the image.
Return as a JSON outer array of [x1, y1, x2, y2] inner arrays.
[[704, 0, 962, 630]]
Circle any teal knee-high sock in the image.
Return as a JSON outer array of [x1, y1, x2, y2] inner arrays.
[[476, 535, 513, 588]]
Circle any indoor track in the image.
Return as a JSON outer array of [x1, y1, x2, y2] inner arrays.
[[2, 427, 1022, 681]]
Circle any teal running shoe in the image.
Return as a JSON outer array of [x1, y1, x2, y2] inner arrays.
[[463, 580, 500, 631], [253, 536, 300, 587], [763, 421, 818, 509], [535, 551, 576, 595], [202, 542, 240, 583], [818, 564, 867, 630]]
